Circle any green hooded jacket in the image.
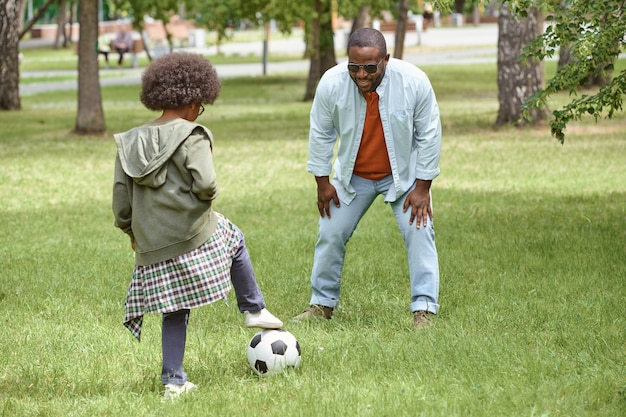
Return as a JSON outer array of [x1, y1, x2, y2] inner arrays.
[[112, 118, 219, 266]]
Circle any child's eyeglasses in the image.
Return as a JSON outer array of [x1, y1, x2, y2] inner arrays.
[[347, 59, 384, 74]]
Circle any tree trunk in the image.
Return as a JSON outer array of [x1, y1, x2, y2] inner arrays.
[[75, 0, 105, 134], [496, 4, 545, 126], [304, 0, 330, 101], [556, 0, 572, 71], [68, 0, 76, 48], [350, 5, 370, 37], [473, 6, 480, 26], [0, 0, 23, 111], [394, 0, 409, 59], [304, 0, 335, 100], [320, 4, 336, 74], [17, 0, 25, 31], [558, 42, 573, 70], [304, 4, 321, 101], [54, 0, 67, 49], [455, 0, 465, 14]]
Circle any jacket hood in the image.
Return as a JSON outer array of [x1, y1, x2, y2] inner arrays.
[[114, 119, 212, 188]]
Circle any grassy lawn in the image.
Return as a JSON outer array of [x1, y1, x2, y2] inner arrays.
[[0, 59, 624, 416], [18, 36, 306, 74]]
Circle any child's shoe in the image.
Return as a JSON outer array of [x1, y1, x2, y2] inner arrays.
[[163, 381, 197, 399], [245, 308, 283, 329]]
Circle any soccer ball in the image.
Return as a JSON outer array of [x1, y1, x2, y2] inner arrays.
[[247, 329, 301, 375]]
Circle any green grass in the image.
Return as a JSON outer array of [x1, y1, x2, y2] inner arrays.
[[19, 38, 306, 73], [0, 60, 625, 416]]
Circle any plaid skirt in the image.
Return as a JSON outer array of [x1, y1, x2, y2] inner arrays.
[[123, 213, 239, 340]]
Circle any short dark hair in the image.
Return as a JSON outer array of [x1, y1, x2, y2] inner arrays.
[[347, 28, 387, 58], [140, 52, 221, 111]]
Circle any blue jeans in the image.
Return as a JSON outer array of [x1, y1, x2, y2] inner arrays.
[[309, 174, 440, 314]]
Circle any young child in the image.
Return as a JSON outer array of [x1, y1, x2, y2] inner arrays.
[[112, 52, 283, 399]]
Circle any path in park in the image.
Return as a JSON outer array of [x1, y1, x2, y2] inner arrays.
[[19, 24, 499, 96]]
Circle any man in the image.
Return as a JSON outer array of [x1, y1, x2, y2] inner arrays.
[[294, 28, 442, 328], [113, 28, 134, 67]]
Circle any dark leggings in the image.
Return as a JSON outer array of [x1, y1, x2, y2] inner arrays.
[[161, 309, 189, 385], [161, 237, 265, 384]]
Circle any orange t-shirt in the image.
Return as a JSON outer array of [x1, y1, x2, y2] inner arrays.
[[353, 91, 392, 180]]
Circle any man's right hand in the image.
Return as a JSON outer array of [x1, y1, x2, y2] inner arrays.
[[315, 176, 340, 218]]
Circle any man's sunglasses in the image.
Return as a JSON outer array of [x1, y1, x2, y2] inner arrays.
[[347, 58, 384, 74]]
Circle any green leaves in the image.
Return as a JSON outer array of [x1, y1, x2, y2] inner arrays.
[[512, 0, 626, 142]]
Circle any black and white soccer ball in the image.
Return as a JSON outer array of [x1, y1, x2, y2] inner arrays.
[[247, 329, 301, 375]]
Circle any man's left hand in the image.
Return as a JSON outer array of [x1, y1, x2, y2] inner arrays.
[[403, 179, 432, 228]]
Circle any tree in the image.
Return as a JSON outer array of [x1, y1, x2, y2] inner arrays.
[[304, 0, 330, 100], [454, 0, 465, 13], [350, 4, 370, 35], [303, 0, 404, 98], [496, 3, 546, 126], [19, 0, 56, 38], [319, 0, 337, 77], [187, 0, 246, 53], [125, 0, 180, 60], [0, 0, 24, 110], [337, 0, 393, 37], [235, 0, 336, 100], [54, 0, 69, 49], [393, 0, 410, 59], [1, 0, 77, 111], [514, 0, 626, 142], [549, 0, 618, 91], [75, 0, 105, 134]]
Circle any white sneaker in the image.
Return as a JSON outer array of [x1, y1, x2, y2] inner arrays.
[[245, 308, 283, 329], [163, 381, 197, 399]]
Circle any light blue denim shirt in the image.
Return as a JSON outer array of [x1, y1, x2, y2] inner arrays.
[[308, 58, 442, 204]]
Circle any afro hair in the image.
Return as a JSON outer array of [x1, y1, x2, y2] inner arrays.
[[140, 52, 221, 111]]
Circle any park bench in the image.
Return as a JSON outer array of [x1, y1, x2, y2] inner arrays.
[[166, 19, 194, 46], [108, 36, 144, 68], [73, 30, 143, 68], [89, 32, 144, 68], [378, 20, 417, 33], [74, 17, 195, 67], [142, 18, 194, 57]]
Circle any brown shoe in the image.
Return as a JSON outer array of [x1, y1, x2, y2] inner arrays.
[[293, 305, 333, 322], [413, 310, 434, 329]]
